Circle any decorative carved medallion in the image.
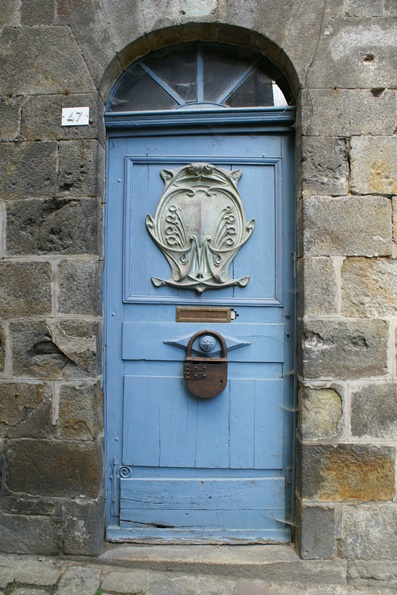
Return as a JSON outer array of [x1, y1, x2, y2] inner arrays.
[[146, 163, 255, 293]]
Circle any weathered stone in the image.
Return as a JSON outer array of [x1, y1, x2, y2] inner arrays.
[[0, 26, 95, 95], [303, 196, 391, 257], [300, 257, 338, 316], [21, 93, 103, 141], [12, 589, 50, 595], [57, 259, 101, 315], [340, 504, 397, 560], [297, 506, 336, 560], [101, 0, 145, 55], [6, 198, 100, 255], [0, 555, 62, 585], [0, 142, 57, 200], [299, 387, 343, 440], [0, 98, 21, 141], [348, 559, 397, 585], [345, 0, 383, 16], [102, 570, 149, 594], [6, 439, 103, 498], [0, 262, 52, 317], [301, 89, 396, 136], [0, 0, 20, 30], [307, 19, 397, 89], [0, 327, 5, 374], [393, 197, 397, 244], [300, 319, 389, 379], [0, 495, 59, 516], [0, 383, 52, 439], [342, 257, 397, 317], [0, 513, 59, 555], [385, 0, 397, 15], [11, 319, 99, 379], [301, 137, 348, 198], [147, 576, 186, 595], [56, 0, 115, 87], [221, 0, 256, 30], [351, 136, 397, 196], [57, 382, 101, 440], [301, 444, 395, 501], [62, 496, 104, 555], [58, 140, 104, 197], [351, 383, 397, 439], [21, 0, 55, 25], [56, 565, 101, 595]]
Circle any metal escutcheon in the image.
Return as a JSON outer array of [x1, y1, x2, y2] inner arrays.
[[184, 329, 228, 398]]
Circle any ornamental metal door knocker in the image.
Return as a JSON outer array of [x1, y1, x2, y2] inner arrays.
[[145, 163, 255, 293]]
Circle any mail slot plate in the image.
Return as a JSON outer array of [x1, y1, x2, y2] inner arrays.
[[176, 307, 234, 323]]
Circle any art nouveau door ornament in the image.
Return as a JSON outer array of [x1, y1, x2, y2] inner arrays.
[[146, 163, 255, 293]]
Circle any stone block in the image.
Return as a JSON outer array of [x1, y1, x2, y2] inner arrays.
[[342, 257, 397, 317], [0, 382, 53, 439], [301, 89, 395, 136], [21, 93, 103, 141], [0, 262, 52, 317], [299, 386, 343, 440], [0, 326, 5, 374], [299, 257, 338, 316], [56, 0, 115, 87], [62, 496, 104, 555], [297, 506, 336, 559], [0, 0, 20, 30], [58, 140, 104, 197], [0, 142, 57, 200], [141, 0, 182, 31], [57, 259, 101, 315], [6, 197, 100, 255], [0, 98, 21, 141], [351, 383, 397, 439], [303, 196, 391, 256], [351, 136, 397, 195], [0, 495, 59, 516], [57, 382, 101, 440], [6, 439, 103, 498], [301, 137, 348, 198], [0, 26, 95, 95], [101, 0, 145, 54], [300, 319, 388, 380], [340, 504, 397, 559], [21, 0, 55, 25], [56, 565, 101, 595], [348, 560, 397, 586], [11, 319, 99, 380], [0, 555, 62, 585], [345, 0, 383, 16], [102, 571, 150, 594], [385, 0, 397, 15], [0, 513, 60, 554], [301, 444, 395, 501], [251, 1, 295, 49], [306, 19, 397, 89]]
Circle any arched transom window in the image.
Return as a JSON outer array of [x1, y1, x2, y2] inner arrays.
[[106, 44, 293, 113]]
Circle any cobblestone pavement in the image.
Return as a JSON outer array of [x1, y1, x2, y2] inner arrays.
[[0, 554, 396, 595]]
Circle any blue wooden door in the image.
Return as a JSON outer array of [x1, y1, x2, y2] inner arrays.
[[105, 123, 295, 543]]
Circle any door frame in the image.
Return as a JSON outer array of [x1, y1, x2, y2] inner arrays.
[[103, 107, 296, 540]]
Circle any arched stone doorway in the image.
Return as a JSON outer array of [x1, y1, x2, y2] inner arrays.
[[104, 42, 296, 543]]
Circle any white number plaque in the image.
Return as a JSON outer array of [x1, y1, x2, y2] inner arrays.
[[61, 107, 89, 126]]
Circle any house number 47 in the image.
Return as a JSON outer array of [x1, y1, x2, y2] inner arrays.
[[61, 107, 90, 126]]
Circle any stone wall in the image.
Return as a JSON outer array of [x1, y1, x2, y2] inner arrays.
[[0, 0, 396, 564]]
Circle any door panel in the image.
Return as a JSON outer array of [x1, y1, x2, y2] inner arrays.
[[105, 126, 295, 543]]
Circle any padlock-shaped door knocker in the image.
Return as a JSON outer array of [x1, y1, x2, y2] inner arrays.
[[184, 330, 228, 398]]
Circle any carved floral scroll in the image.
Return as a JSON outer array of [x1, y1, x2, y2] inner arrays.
[[146, 163, 255, 293]]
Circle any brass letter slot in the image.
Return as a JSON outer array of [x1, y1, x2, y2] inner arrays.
[[176, 307, 236, 323]]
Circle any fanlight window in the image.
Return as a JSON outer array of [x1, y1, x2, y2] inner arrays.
[[106, 44, 292, 112]]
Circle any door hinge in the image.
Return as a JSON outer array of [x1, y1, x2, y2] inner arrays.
[[285, 311, 293, 342]]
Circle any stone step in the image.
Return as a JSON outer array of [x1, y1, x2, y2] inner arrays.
[[97, 545, 348, 585]]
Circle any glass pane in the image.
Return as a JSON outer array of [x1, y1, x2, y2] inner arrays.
[[144, 46, 197, 103], [225, 69, 274, 108], [202, 46, 253, 102], [108, 65, 178, 112]]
